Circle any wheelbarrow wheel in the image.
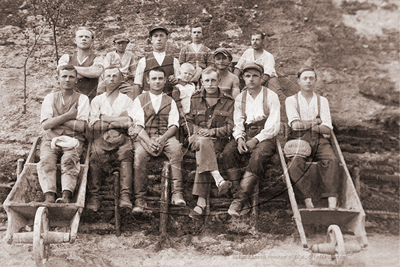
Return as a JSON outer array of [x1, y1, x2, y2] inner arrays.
[[327, 225, 346, 266], [34, 207, 50, 267]]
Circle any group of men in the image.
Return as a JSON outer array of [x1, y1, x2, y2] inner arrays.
[[37, 23, 340, 218]]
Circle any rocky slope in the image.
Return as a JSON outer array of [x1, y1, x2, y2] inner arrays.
[[0, 0, 398, 219]]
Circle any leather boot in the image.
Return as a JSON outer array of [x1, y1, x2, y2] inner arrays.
[[56, 190, 72, 203], [44, 192, 55, 203], [229, 172, 258, 216], [225, 169, 241, 195], [119, 161, 133, 209], [171, 163, 186, 206], [87, 165, 102, 211]]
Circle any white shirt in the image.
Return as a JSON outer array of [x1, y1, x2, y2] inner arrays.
[[104, 50, 136, 75], [40, 92, 90, 123], [132, 92, 179, 129], [233, 88, 280, 142], [89, 92, 135, 127], [134, 51, 180, 86], [190, 43, 202, 53], [285, 92, 333, 130], [57, 53, 104, 70], [235, 48, 277, 77], [175, 83, 196, 114]]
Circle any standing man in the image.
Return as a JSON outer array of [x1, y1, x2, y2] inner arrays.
[[179, 24, 213, 86], [131, 67, 185, 212], [185, 67, 234, 219], [234, 30, 278, 89], [285, 66, 339, 209], [220, 63, 280, 217], [213, 48, 240, 99], [58, 27, 104, 102], [133, 26, 180, 99], [38, 65, 90, 203], [86, 66, 136, 211]]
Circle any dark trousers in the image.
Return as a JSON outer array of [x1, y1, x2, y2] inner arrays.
[[287, 138, 340, 199], [220, 138, 276, 179]]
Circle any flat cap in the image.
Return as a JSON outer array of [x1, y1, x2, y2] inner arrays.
[[213, 48, 232, 61], [149, 25, 169, 37], [113, 33, 130, 43], [242, 62, 264, 75]]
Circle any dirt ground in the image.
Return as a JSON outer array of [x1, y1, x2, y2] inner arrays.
[[0, 230, 398, 267]]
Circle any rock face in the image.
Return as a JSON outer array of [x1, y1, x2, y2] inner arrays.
[[0, 0, 398, 217]]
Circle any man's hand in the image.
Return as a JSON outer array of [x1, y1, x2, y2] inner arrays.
[[197, 128, 213, 137], [150, 137, 165, 153], [76, 73, 84, 80], [237, 138, 248, 154], [246, 138, 259, 152], [66, 104, 78, 120], [168, 75, 178, 86]]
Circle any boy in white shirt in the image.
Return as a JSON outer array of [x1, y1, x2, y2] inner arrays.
[[172, 63, 196, 118]]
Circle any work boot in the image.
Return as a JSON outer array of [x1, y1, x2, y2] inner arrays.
[[44, 192, 55, 203], [217, 180, 232, 196], [86, 195, 100, 211], [56, 190, 72, 204], [304, 198, 314, 209], [132, 198, 147, 213], [171, 167, 186, 206], [119, 161, 133, 209], [225, 169, 241, 196], [235, 172, 258, 199], [228, 199, 243, 217]]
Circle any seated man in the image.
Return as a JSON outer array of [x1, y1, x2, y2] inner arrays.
[[58, 27, 104, 102], [86, 66, 135, 211], [38, 65, 90, 203], [179, 24, 213, 86], [97, 34, 136, 99], [213, 48, 240, 99], [185, 67, 234, 219], [220, 63, 280, 217], [131, 67, 185, 212], [285, 66, 340, 209], [171, 62, 196, 118]]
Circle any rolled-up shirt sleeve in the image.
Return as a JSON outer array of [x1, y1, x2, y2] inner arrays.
[[263, 53, 276, 77], [168, 100, 179, 128], [285, 96, 300, 128], [77, 95, 90, 122], [88, 96, 101, 127], [254, 90, 280, 142], [173, 58, 180, 78], [134, 57, 146, 86], [40, 94, 54, 123], [320, 97, 333, 130], [93, 56, 104, 69], [132, 97, 145, 128], [232, 93, 246, 141]]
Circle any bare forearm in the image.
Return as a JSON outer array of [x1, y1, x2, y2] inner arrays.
[[261, 74, 270, 86], [63, 120, 86, 132], [137, 126, 151, 145], [291, 119, 320, 131], [133, 84, 142, 100], [92, 120, 112, 132], [75, 66, 103, 78], [42, 113, 71, 130], [100, 115, 131, 124], [160, 126, 178, 141], [311, 125, 331, 135]]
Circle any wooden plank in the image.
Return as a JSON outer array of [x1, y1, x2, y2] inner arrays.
[[299, 208, 359, 226], [159, 162, 170, 234], [276, 138, 308, 249]]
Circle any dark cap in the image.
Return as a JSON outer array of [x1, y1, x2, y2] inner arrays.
[[113, 33, 130, 43], [149, 25, 169, 37], [213, 48, 232, 61], [243, 62, 264, 75]]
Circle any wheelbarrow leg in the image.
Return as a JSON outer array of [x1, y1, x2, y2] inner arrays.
[[113, 170, 121, 237], [251, 180, 259, 231]]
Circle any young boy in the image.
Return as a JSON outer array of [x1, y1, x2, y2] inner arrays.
[[38, 65, 90, 203], [131, 67, 185, 212], [97, 34, 136, 99], [171, 62, 196, 118], [179, 24, 213, 86], [213, 48, 240, 99]]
